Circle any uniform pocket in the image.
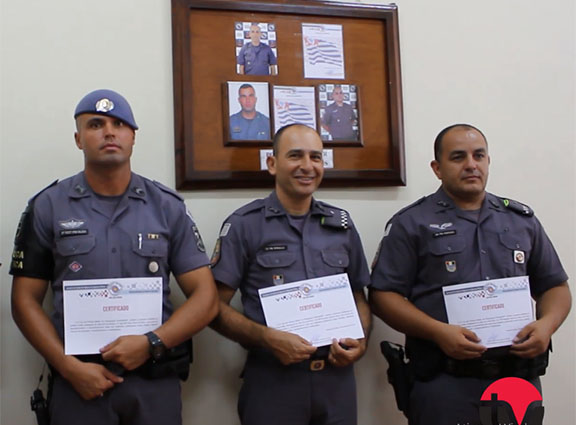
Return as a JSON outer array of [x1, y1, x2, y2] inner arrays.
[[321, 250, 350, 268], [55, 235, 95, 256], [132, 238, 169, 258], [498, 233, 532, 252], [256, 252, 296, 268], [429, 235, 466, 256]]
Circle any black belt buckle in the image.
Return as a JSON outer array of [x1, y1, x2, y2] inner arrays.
[[310, 359, 325, 371]]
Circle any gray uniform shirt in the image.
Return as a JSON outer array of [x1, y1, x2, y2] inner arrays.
[[10, 172, 210, 340], [211, 191, 370, 326], [371, 188, 568, 366]]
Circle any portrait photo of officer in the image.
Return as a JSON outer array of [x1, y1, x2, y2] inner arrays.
[[320, 84, 359, 142], [9, 89, 219, 425], [235, 21, 278, 76], [228, 81, 271, 141], [369, 124, 571, 425], [210, 124, 371, 425]]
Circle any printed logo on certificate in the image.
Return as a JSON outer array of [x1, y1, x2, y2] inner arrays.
[[442, 276, 534, 348], [258, 273, 364, 347]]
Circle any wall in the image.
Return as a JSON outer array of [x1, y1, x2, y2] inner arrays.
[[1, 0, 574, 424]]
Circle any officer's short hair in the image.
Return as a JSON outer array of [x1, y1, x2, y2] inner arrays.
[[434, 124, 488, 161], [272, 123, 310, 155], [238, 83, 254, 94]]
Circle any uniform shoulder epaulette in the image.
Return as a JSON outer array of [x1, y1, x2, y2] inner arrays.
[[395, 196, 427, 217], [317, 203, 351, 230], [496, 196, 534, 217], [234, 199, 266, 216], [152, 180, 184, 201], [29, 179, 59, 202]]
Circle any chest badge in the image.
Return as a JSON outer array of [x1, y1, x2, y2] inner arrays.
[[148, 261, 159, 274], [273, 274, 284, 285], [445, 260, 457, 273], [59, 219, 86, 229], [430, 222, 453, 230], [69, 261, 83, 273], [514, 250, 525, 264]]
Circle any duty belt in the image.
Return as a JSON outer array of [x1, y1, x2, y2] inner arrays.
[[248, 349, 330, 372], [444, 356, 546, 380]]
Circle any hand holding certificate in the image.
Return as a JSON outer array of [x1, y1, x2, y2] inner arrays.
[[258, 273, 364, 347], [442, 276, 534, 349]]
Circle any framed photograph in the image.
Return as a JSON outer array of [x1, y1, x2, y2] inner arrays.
[[225, 81, 272, 145], [235, 22, 278, 76], [318, 83, 360, 145], [172, 0, 405, 190]]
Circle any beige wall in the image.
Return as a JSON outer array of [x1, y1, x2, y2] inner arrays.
[[1, 0, 574, 424]]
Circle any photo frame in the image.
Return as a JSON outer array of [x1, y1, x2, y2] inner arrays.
[[224, 81, 272, 146], [318, 83, 361, 144], [172, 0, 405, 190]]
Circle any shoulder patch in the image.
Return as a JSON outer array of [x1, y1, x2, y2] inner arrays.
[[499, 197, 534, 217], [234, 199, 266, 216], [152, 181, 183, 201]]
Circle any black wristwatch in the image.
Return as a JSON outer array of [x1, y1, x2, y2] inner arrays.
[[145, 331, 166, 361]]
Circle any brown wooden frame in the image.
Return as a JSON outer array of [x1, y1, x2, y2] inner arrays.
[[172, 0, 405, 190]]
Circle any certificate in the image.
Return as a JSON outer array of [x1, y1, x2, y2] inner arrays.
[[63, 277, 163, 355], [258, 273, 364, 347], [272, 85, 317, 132], [442, 276, 534, 348], [302, 23, 345, 79]]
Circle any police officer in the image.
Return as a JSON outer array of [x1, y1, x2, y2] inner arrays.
[[370, 124, 571, 425], [237, 23, 278, 76], [10, 89, 218, 425], [321, 85, 356, 141], [229, 83, 270, 140], [210, 123, 371, 425]]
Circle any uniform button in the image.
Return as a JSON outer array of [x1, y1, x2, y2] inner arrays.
[[338, 260, 343, 265], [275, 259, 279, 264], [485, 276, 490, 280], [447, 246, 452, 251], [481, 249, 487, 254], [111, 248, 117, 253]]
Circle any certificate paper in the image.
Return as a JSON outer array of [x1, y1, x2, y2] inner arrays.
[[63, 277, 163, 355], [258, 273, 364, 347], [302, 23, 345, 79], [273, 85, 317, 132], [442, 276, 534, 348]]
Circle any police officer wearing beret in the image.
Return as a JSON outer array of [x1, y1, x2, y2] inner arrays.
[[210, 124, 371, 425], [10, 89, 218, 425], [370, 124, 571, 425]]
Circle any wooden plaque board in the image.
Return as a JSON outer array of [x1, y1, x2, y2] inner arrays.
[[172, 0, 405, 189]]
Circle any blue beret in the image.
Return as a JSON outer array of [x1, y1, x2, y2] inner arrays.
[[74, 89, 138, 130]]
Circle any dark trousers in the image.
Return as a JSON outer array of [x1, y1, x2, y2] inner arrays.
[[49, 373, 181, 425], [238, 353, 357, 425], [408, 373, 542, 425]]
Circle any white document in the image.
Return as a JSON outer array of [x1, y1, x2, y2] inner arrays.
[[63, 277, 163, 355], [258, 273, 364, 347], [302, 23, 345, 79], [273, 85, 317, 132], [442, 276, 534, 348]]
